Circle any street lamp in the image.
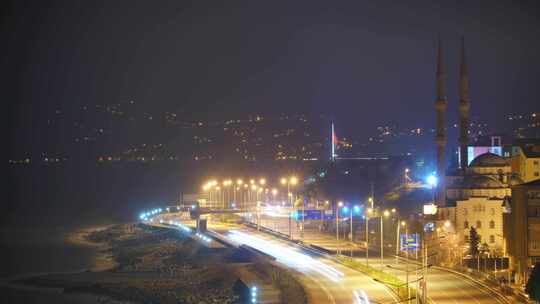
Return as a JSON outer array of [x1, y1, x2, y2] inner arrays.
[[223, 180, 232, 209], [426, 173, 438, 204], [280, 176, 298, 206], [336, 201, 343, 255], [426, 174, 438, 187], [235, 179, 243, 205], [381, 209, 391, 271], [280, 176, 299, 239], [271, 188, 278, 203], [343, 204, 362, 257], [290, 176, 298, 185], [365, 207, 374, 266]]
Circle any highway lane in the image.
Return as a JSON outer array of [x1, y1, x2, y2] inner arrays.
[[149, 213, 398, 304], [147, 212, 510, 304], [350, 253, 510, 304], [252, 215, 511, 304], [217, 225, 399, 304]]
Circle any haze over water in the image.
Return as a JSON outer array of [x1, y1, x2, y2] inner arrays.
[[3, 162, 194, 279]]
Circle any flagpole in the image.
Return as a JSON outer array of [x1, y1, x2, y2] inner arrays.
[[331, 122, 335, 161]]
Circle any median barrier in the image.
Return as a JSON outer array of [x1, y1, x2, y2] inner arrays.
[[308, 244, 334, 255]]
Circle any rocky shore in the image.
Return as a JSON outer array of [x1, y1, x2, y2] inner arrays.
[[13, 224, 260, 303]]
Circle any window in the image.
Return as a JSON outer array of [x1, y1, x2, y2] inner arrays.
[[464, 208, 468, 216], [476, 221, 482, 228], [529, 192, 540, 199], [528, 206, 540, 217], [464, 221, 469, 229], [490, 208, 495, 215], [489, 221, 495, 229], [490, 235, 495, 243], [535, 172, 539, 177], [464, 235, 469, 242]]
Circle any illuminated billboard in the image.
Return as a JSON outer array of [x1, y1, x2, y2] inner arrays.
[[423, 204, 438, 215], [400, 233, 419, 251]]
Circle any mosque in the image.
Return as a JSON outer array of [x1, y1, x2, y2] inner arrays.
[[432, 37, 519, 257]]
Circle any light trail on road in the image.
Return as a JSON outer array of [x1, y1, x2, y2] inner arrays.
[[146, 213, 399, 304], [353, 289, 370, 304], [228, 230, 344, 282]]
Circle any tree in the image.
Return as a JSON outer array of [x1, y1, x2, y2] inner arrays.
[[469, 227, 480, 257], [479, 242, 490, 256], [526, 263, 540, 303]]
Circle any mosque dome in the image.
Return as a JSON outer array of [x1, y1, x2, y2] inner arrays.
[[463, 175, 504, 188], [469, 153, 508, 167]]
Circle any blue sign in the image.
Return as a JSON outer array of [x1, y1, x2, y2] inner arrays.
[[293, 210, 323, 220], [400, 233, 419, 251]]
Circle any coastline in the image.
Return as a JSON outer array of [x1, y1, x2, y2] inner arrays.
[[6, 222, 306, 303], [1, 225, 122, 304], [7, 223, 243, 303], [65, 224, 119, 272]]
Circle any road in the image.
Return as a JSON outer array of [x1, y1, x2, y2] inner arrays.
[[251, 214, 512, 304], [361, 255, 509, 304], [151, 213, 398, 304], [223, 226, 398, 304], [148, 212, 512, 304]]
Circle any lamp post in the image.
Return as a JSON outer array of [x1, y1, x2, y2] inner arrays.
[[250, 184, 257, 211], [336, 201, 343, 255], [398, 220, 410, 300], [404, 168, 410, 187], [223, 180, 232, 209], [366, 207, 373, 266], [347, 205, 361, 257], [426, 173, 438, 204], [243, 183, 248, 212], [396, 216, 403, 267], [271, 188, 278, 203], [259, 178, 266, 203], [235, 179, 243, 207], [420, 177, 436, 304], [281, 176, 298, 240], [381, 209, 391, 271]]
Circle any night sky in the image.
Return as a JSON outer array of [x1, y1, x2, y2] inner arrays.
[[4, 0, 540, 152]]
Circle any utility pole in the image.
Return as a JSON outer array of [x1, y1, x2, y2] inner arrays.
[[396, 219, 401, 267], [350, 207, 354, 257], [301, 198, 305, 241], [366, 191, 374, 267], [366, 214, 369, 266], [336, 203, 340, 255], [405, 226, 410, 301], [257, 202, 260, 231], [381, 215, 384, 271], [289, 211, 292, 239]]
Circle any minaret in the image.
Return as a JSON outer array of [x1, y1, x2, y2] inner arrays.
[[458, 36, 471, 169], [435, 38, 447, 207]]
